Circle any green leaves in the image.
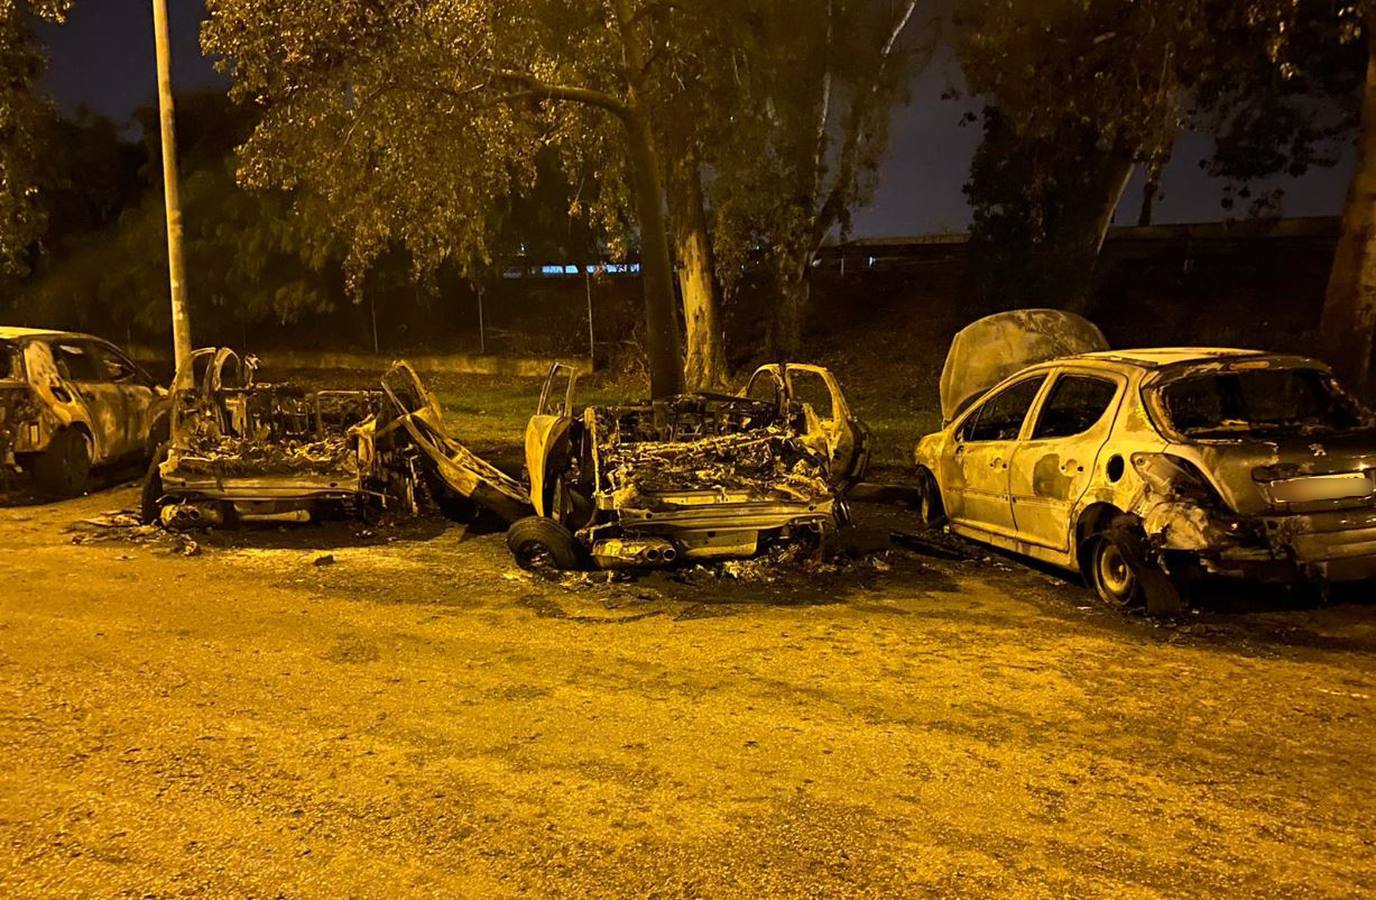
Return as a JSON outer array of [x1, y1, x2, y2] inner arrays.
[[0, 0, 72, 277]]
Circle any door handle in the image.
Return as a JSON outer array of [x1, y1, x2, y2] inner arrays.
[[991, 457, 1004, 469]]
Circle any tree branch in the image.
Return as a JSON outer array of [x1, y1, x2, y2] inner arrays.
[[492, 69, 629, 119]]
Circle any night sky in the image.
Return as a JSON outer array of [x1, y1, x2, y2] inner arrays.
[[37, 0, 1356, 237]]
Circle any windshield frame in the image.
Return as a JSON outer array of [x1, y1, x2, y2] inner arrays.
[[1143, 357, 1373, 442]]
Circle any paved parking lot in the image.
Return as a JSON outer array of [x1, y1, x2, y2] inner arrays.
[[2, 486, 1374, 896]]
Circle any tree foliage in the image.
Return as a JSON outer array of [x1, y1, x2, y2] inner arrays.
[[709, 0, 929, 357], [963, 106, 1123, 310], [0, 0, 69, 277], [204, 0, 707, 394]]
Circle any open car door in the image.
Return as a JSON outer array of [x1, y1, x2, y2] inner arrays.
[[745, 364, 870, 489], [380, 362, 533, 524]]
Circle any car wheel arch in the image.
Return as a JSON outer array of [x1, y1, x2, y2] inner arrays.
[[1075, 502, 1128, 575]]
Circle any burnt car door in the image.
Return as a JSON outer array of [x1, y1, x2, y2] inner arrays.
[[745, 364, 870, 486], [91, 341, 162, 457], [1007, 370, 1125, 552], [944, 375, 1047, 536], [781, 365, 870, 486], [525, 362, 581, 520], [47, 339, 126, 463]]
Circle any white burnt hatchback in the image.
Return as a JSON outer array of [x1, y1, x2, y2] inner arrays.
[[914, 311, 1376, 614], [1, 327, 169, 497]]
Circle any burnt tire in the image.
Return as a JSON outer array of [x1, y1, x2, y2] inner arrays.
[[506, 516, 583, 571], [139, 443, 169, 525], [1088, 515, 1184, 617], [915, 467, 947, 529], [33, 428, 92, 499]]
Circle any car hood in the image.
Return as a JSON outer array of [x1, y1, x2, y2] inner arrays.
[[939, 309, 1108, 422]]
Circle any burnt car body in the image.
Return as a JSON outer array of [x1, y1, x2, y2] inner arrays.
[[1, 327, 169, 497], [914, 311, 1376, 613], [145, 348, 531, 527], [509, 362, 869, 569]]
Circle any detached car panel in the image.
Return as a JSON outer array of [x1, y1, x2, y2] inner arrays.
[[916, 312, 1376, 611]]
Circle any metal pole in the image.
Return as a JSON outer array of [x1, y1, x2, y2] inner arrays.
[[151, 0, 192, 386], [477, 286, 486, 355], [370, 293, 380, 354], [585, 268, 596, 366]]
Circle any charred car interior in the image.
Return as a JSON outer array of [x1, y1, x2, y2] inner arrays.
[[510, 361, 866, 570], [143, 349, 870, 574], [145, 348, 531, 529]]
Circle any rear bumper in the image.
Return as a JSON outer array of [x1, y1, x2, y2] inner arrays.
[[1202, 508, 1376, 583]]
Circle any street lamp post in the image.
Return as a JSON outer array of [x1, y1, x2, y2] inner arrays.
[[151, 0, 192, 386]]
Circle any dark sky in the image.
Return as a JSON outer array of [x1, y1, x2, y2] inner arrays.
[[38, 0, 1355, 237]]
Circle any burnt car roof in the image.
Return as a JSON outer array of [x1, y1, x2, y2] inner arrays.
[[0, 326, 89, 341], [1069, 348, 1272, 368]]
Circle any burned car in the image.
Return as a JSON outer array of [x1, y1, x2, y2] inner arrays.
[[143, 348, 532, 527], [914, 310, 1376, 614], [1, 327, 169, 497], [506, 362, 870, 570]]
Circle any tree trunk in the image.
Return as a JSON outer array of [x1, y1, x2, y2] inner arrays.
[[669, 152, 727, 390], [611, 0, 683, 398], [1138, 176, 1158, 227], [1320, 20, 1376, 395], [1093, 156, 1135, 255], [623, 106, 685, 398], [768, 262, 809, 360], [1061, 154, 1135, 316]]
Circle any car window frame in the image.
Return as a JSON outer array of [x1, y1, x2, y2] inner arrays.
[[49, 339, 105, 383], [956, 373, 1049, 444], [1027, 370, 1124, 442], [92, 341, 155, 388]]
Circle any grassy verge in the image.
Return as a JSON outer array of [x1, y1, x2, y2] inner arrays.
[[277, 364, 935, 481]]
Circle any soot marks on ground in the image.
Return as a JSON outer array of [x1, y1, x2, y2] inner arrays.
[[322, 634, 383, 664], [516, 593, 664, 625]]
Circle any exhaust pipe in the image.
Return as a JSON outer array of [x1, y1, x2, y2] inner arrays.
[[590, 537, 679, 569]]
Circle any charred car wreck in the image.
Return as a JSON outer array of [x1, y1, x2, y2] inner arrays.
[[2, 327, 169, 498], [143, 348, 530, 528], [144, 349, 869, 573], [509, 362, 869, 570], [915, 310, 1376, 613]]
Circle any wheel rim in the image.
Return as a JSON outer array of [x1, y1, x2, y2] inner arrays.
[[1096, 542, 1135, 601]]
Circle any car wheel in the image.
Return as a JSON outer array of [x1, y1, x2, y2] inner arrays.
[[139, 443, 169, 525], [146, 413, 171, 461], [505, 516, 583, 571], [1089, 515, 1184, 616], [916, 468, 946, 529], [33, 428, 92, 499]]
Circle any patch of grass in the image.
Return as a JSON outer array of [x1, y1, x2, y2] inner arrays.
[[276, 362, 936, 482]]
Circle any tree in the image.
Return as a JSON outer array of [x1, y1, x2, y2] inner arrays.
[[0, 0, 69, 277], [204, 0, 697, 396], [954, 0, 1376, 390], [955, 0, 1204, 260], [709, 0, 928, 359], [963, 106, 1126, 311]]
